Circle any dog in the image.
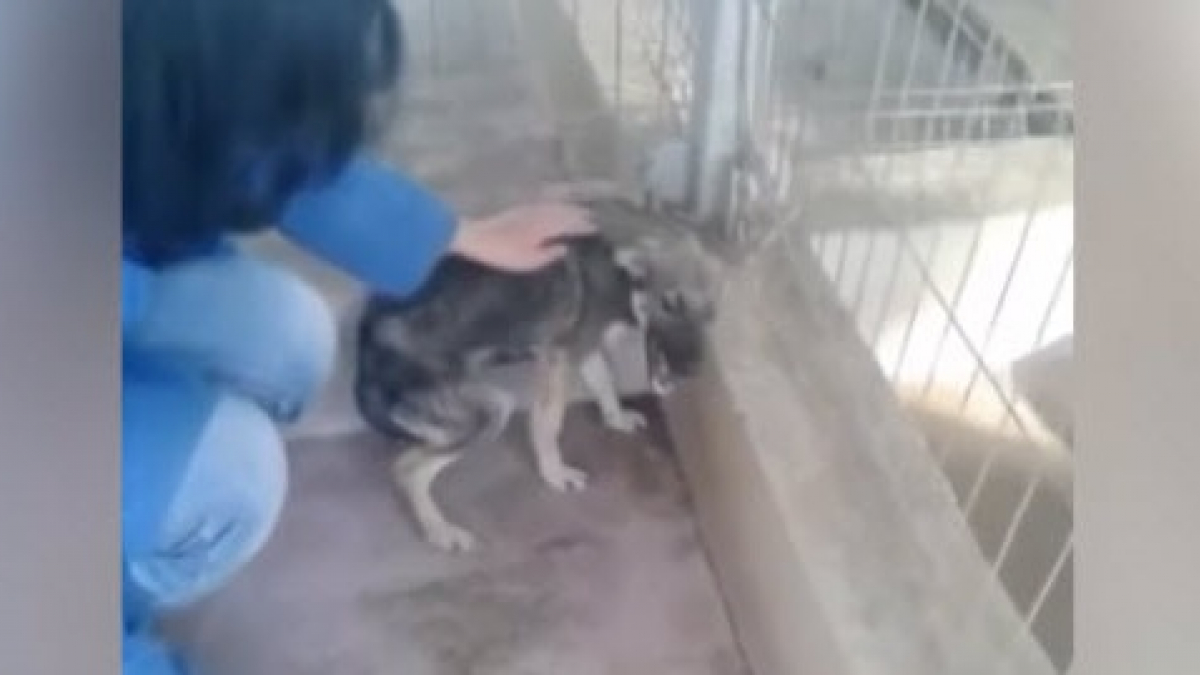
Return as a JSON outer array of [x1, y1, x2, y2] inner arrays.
[[353, 196, 717, 552]]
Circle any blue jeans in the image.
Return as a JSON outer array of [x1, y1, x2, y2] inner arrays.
[[124, 252, 337, 611]]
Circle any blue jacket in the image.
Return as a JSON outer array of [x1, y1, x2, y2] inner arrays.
[[122, 155, 455, 668]]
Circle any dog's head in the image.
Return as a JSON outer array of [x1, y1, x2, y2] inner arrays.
[[570, 195, 720, 394], [613, 228, 718, 396]]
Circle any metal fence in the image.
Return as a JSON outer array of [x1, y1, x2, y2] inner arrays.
[[556, 0, 1072, 671]]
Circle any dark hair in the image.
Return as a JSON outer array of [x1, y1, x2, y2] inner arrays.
[[123, 0, 403, 263]]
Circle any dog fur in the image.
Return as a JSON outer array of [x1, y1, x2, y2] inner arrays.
[[353, 196, 716, 552]]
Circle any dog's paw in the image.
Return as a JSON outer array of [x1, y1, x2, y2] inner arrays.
[[603, 408, 647, 434], [425, 522, 478, 554], [540, 463, 589, 492]]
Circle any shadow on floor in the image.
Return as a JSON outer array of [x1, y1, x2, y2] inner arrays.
[[165, 400, 748, 675]]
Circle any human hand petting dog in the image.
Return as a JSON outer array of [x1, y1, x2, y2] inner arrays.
[[450, 201, 596, 272]]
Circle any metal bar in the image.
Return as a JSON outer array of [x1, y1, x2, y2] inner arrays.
[[686, 0, 745, 223], [966, 263, 1071, 592], [727, 0, 756, 241], [849, 233, 877, 316], [956, 23, 1010, 146], [753, 0, 782, 155], [833, 221, 855, 292], [933, 0, 984, 142], [885, 0, 975, 378], [866, 0, 939, 345], [1022, 535, 1072, 637], [848, 0, 915, 323], [746, 0, 777, 138], [987, 247, 1073, 416], [1031, 249, 1074, 350], [960, 250, 1073, 514], [865, 236, 904, 340], [859, 98, 1067, 120], [889, 228, 1041, 444], [776, 104, 807, 226], [613, 0, 625, 143], [646, 0, 697, 134], [865, 0, 904, 144], [988, 535, 1072, 674], [747, 8, 784, 244], [888, 232, 944, 378], [972, 470, 1051, 625], [893, 0, 938, 138], [804, 80, 1072, 104], [916, 220, 988, 399], [658, 0, 672, 122], [955, 145, 1060, 418], [993, 469, 1052, 573]]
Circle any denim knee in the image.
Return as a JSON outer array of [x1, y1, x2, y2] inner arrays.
[[126, 395, 288, 611], [228, 262, 338, 420], [131, 254, 338, 422]]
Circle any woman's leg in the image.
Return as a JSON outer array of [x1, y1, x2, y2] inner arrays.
[[124, 252, 337, 609], [126, 394, 287, 610], [126, 252, 338, 422]]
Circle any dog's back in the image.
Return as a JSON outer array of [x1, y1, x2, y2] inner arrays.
[[354, 234, 636, 445]]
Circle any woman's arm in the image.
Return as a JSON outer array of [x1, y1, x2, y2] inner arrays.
[[276, 155, 458, 298], [277, 154, 595, 298], [122, 258, 157, 336]]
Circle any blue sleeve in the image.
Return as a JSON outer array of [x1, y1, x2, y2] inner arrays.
[[123, 630, 186, 675], [122, 258, 155, 337], [277, 155, 457, 298]]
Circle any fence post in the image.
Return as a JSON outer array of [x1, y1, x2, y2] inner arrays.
[[686, 0, 745, 226]]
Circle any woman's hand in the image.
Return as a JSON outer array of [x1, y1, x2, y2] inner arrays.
[[449, 201, 596, 272]]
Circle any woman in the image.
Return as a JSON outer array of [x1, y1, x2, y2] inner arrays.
[[121, 1, 592, 672]]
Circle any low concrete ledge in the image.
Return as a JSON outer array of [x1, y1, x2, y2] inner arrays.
[[663, 239, 1056, 675]]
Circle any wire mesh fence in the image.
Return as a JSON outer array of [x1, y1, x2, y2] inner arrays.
[[549, 0, 698, 192], [553, 0, 1072, 671]]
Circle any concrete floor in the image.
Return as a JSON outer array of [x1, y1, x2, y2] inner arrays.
[[166, 400, 748, 675]]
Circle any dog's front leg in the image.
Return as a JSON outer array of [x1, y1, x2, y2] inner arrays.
[[529, 349, 587, 492], [580, 352, 646, 434], [391, 451, 475, 553]]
